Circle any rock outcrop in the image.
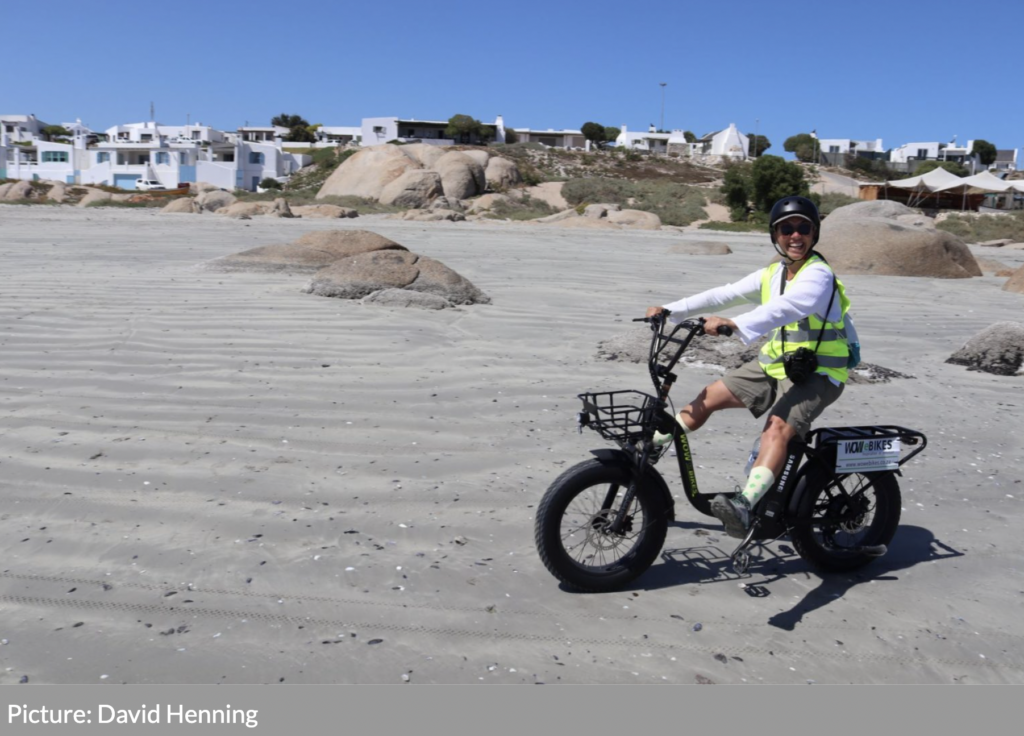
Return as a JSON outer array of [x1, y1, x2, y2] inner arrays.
[[378, 170, 444, 208], [291, 205, 358, 219], [818, 202, 981, 278], [1003, 263, 1024, 294], [668, 241, 733, 255], [304, 249, 489, 306], [196, 190, 237, 212], [209, 230, 406, 272], [433, 151, 486, 200], [316, 145, 420, 200], [162, 197, 200, 214], [946, 322, 1024, 375], [484, 157, 522, 190]]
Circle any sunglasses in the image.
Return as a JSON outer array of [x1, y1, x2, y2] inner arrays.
[[777, 222, 813, 236]]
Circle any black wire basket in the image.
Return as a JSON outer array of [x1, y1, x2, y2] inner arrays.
[[578, 390, 660, 444]]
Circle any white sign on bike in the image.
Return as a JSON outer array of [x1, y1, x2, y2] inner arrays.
[[835, 437, 901, 472]]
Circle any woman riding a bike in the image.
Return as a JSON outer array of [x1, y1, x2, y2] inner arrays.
[[646, 195, 861, 538]]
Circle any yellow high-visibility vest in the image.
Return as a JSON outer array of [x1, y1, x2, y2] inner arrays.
[[758, 256, 851, 383]]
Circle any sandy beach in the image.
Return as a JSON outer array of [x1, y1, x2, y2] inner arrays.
[[0, 205, 1022, 685]]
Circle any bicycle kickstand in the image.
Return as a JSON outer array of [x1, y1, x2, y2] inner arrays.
[[729, 524, 760, 575]]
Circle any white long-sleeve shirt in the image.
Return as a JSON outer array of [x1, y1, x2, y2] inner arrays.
[[663, 260, 859, 347]]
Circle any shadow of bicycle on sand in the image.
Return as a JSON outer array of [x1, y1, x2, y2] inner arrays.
[[620, 524, 963, 630]]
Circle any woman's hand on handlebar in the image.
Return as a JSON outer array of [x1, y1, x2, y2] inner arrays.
[[703, 316, 737, 337], [645, 306, 666, 319]]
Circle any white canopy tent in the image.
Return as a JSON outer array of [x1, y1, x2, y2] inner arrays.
[[883, 168, 1021, 209]]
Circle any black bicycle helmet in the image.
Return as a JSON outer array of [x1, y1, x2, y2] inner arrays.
[[768, 195, 821, 248]]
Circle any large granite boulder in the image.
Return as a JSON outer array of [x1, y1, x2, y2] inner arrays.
[[1004, 263, 1024, 294], [291, 204, 358, 218], [162, 197, 199, 214], [433, 151, 486, 200], [218, 201, 272, 218], [484, 157, 522, 190], [397, 208, 466, 222], [946, 322, 1024, 376], [3, 181, 33, 201], [584, 203, 621, 219], [196, 189, 237, 212], [209, 230, 406, 272], [400, 143, 446, 169], [362, 288, 453, 310], [461, 150, 491, 169], [316, 144, 419, 200], [669, 241, 733, 255], [46, 181, 67, 203], [818, 204, 981, 278], [824, 200, 920, 223], [304, 249, 489, 305], [467, 193, 511, 213], [77, 189, 112, 207], [379, 170, 443, 208], [607, 209, 662, 229]]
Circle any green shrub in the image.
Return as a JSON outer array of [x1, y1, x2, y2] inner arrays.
[[936, 212, 1024, 243], [816, 192, 859, 216], [484, 194, 557, 221], [259, 177, 283, 190], [698, 220, 765, 232], [560, 177, 707, 226]]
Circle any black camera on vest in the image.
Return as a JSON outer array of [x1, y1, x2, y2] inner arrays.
[[783, 347, 819, 384]]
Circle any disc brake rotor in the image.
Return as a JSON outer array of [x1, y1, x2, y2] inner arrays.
[[585, 509, 634, 550]]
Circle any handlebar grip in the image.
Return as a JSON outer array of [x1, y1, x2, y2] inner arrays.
[[718, 326, 733, 337]]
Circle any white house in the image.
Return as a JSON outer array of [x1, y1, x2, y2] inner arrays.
[[889, 139, 982, 172], [615, 125, 671, 153], [509, 126, 584, 149], [816, 137, 884, 155], [237, 126, 290, 143], [693, 123, 749, 160], [992, 149, 1018, 172], [361, 117, 453, 146], [317, 126, 361, 146], [1, 113, 50, 143], [888, 141, 943, 163]]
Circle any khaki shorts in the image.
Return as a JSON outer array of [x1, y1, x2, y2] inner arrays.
[[721, 359, 844, 438]]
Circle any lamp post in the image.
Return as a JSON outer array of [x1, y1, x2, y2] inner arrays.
[[659, 82, 667, 133], [754, 118, 760, 158]]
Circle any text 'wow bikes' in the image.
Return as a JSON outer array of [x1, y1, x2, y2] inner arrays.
[[534, 313, 926, 592]]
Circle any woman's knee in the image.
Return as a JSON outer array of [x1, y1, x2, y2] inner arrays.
[[761, 415, 797, 443]]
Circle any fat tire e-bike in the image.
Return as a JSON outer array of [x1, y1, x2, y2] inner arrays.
[[534, 313, 927, 593]]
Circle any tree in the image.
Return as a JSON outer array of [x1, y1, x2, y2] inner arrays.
[[749, 155, 810, 214], [747, 134, 771, 157], [444, 114, 493, 143], [270, 113, 316, 143], [581, 122, 607, 148], [721, 155, 810, 222], [683, 131, 696, 143], [784, 133, 817, 162], [603, 126, 622, 147], [721, 163, 752, 221], [914, 160, 969, 177], [972, 139, 997, 167], [41, 125, 72, 141]]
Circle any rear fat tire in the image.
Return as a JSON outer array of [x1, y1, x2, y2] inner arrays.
[[534, 458, 669, 593], [791, 470, 901, 573]]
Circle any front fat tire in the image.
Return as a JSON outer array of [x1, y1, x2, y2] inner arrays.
[[534, 458, 668, 593], [791, 470, 901, 573]]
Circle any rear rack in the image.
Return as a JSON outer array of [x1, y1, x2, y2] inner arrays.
[[810, 425, 928, 468], [577, 390, 660, 446]]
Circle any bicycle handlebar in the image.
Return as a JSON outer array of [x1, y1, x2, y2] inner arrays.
[[634, 313, 733, 337]]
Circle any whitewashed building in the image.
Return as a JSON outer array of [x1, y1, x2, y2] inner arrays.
[[615, 125, 671, 153]]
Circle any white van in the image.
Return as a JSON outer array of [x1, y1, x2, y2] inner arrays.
[[135, 179, 166, 191]]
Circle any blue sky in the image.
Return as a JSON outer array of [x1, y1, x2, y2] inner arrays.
[[5, 0, 1022, 156]]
